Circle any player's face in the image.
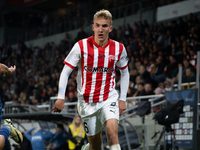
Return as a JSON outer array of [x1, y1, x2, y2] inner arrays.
[[92, 17, 113, 45]]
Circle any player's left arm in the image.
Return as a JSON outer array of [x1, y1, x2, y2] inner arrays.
[[116, 45, 129, 116], [0, 63, 16, 77]]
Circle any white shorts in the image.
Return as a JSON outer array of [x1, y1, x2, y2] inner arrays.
[[77, 93, 119, 136]]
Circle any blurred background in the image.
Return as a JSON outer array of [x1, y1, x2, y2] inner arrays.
[[0, 0, 200, 150]]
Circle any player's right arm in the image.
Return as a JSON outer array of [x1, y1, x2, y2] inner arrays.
[[51, 42, 81, 113], [51, 65, 73, 112], [0, 63, 16, 77]]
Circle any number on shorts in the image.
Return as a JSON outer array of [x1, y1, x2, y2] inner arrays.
[[83, 122, 89, 133]]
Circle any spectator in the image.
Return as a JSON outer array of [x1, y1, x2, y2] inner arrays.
[[154, 87, 164, 95], [50, 124, 68, 150], [182, 58, 196, 74], [46, 87, 56, 99], [134, 75, 145, 90], [134, 60, 143, 70], [138, 65, 152, 84], [139, 83, 155, 101], [133, 82, 145, 98], [188, 47, 197, 66], [153, 55, 178, 83], [143, 83, 154, 95], [18, 91, 27, 105], [30, 89, 41, 105], [130, 82, 145, 106], [40, 88, 49, 104], [146, 58, 157, 75], [170, 59, 196, 86], [68, 115, 86, 150], [182, 67, 196, 84], [152, 55, 166, 76], [129, 68, 139, 86], [25, 127, 53, 150]]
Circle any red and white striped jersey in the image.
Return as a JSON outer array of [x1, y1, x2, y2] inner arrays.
[[64, 36, 128, 103]]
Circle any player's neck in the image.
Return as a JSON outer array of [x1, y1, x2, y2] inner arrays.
[[94, 38, 108, 47]]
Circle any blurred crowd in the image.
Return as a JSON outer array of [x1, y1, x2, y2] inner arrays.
[[0, 12, 199, 107], [6, 0, 185, 43]]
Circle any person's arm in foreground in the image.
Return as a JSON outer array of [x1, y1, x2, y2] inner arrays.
[[0, 63, 16, 77], [119, 67, 129, 116], [51, 65, 73, 112]]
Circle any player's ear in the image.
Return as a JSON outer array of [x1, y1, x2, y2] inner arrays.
[[92, 24, 94, 31], [109, 25, 113, 33]]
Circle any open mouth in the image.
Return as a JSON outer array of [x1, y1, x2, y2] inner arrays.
[[98, 34, 103, 38]]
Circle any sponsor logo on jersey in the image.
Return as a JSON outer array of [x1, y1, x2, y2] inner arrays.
[[108, 55, 116, 62], [84, 66, 114, 73]]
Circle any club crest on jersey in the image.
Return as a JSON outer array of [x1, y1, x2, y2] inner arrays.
[[108, 55, 116, 62], [84, 66, 114, 73]]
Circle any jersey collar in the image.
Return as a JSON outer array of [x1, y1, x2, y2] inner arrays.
[[90, 35, 110, 49]]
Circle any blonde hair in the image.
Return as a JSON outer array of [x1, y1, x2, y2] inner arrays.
[[94, 9, 112, 25], [72, 115, 84, 134]]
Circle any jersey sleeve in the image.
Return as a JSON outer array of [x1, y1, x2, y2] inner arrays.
[[64, 42, 81, 69], [116, 45, 128, 70]]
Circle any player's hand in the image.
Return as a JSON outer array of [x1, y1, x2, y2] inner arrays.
[[3, 65, 16, 77], [119, 100, 126, 116], [51, 99, 65, 113], [9, 65, 16, 75]]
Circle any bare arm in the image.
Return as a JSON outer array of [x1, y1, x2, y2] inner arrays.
[[0, 63, 16, 77]]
